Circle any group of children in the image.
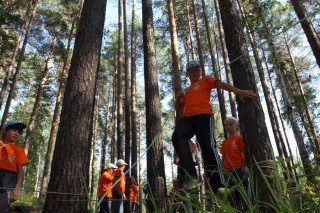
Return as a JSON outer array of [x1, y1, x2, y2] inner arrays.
[[0, 60, 254, 212], [172, 60, 256, 210], [97, 159, 139, 213]]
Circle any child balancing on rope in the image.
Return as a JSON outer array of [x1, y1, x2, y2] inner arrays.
[[172, 60, 256, 193]]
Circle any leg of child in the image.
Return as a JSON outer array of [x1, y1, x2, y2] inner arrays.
[[172, 117, 197, 177], [194, 114, 225, 193]]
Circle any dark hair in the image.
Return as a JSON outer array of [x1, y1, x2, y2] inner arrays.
[[2, 126, 24, 140], [6, 125, 24, 134]]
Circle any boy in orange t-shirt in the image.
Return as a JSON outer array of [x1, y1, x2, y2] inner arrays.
[[0, 120, 29, 213], [220, 117, 250, 211], [97, 163, 118, 213], [112, 159, 127, 213], [172, 61, 256, 193]]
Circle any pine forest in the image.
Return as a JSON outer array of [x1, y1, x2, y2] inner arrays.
[[0, 0, 319, 212]]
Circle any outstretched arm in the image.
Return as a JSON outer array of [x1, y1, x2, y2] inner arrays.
[[214, 81, 257, 103]]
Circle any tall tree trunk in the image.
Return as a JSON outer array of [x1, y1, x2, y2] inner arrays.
[[213, 0, 237, 117], [201, 0, 227, 136], [142, 0, 167, 211], [238, 0, 294, 182], [43, 0, 107, 211], [24, 35, 57, 155], [111, 75, 117, 162], [290, 0, 320, 67], [117, 0, 124, 159], [0, 0, 33, 110], [90, 96, 99, 202], [130, 0, 138, 179], [166, 0, 182, 123], [100, 79, 113, 174], [262, 49, 299, 182], [191, 0, 205, 75], [123, 1, 131, 208], [186, 1, 195, 60], [218, 0, 276, 211], [283, 34, 320, 163], [39, 13, 77, 199], [123, 0, 131, 176], [0, 0, 38, 134], [256, 0, 315, 183]]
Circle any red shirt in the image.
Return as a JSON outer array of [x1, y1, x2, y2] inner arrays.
[[220, 135, 244, 171], [97, 170, 114, 198], [180, 76, 219, 117], [0, 141, 29, 172]]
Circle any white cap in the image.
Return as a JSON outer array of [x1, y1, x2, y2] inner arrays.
[[116, 159, 128, 167], [107, 163, 118, 169], [224, 116, 239, 124]]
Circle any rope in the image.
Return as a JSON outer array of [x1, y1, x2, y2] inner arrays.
[[11, 5, 319, 209], [248, 160, 275, 170]]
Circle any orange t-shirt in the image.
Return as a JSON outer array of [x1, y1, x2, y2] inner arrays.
[[220, 135, 244, 171], [97, 170, 114, 198], [180, 76, 219, 117], [0, 141, 29, 172], [113, 169, 126, 193], [129, 185, 139, 202]]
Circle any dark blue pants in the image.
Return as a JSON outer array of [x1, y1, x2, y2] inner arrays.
[[0, 170, 17, 213], [99, 197, 112, 213], [172, 114, 225, 192], [227, 169, 251, 211]]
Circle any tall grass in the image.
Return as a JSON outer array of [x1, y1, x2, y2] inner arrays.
[[144, 157, 319, 213]]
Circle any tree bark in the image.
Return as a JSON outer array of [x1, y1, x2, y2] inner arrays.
[[39, 13, 77, 199], [185, 1, 195, 61], [290, 0, 320, 67], [191, 0, 205, 75], [100, 79, 113, 174], [166, 0, 182, 123], [130, 0, 138, 179], [238, 0, 294, 182], [142, 0, 167, 211], [43, 0, 107, 211], [201, 0, 227, 136], [123, 0, 131, 175], [283, 34, 320, 163], [218, 0, 276, 211], [89, 96, 99, 202], [256, 0, 315, 183], [213, 0, 237, 118], [117, 0, 124, 159]]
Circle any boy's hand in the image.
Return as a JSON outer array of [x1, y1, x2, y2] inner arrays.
[[10, 189, 19, 202], [237, 90, 256, 103]]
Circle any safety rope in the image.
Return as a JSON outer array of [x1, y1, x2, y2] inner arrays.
[[10, 6, 320, 209]]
